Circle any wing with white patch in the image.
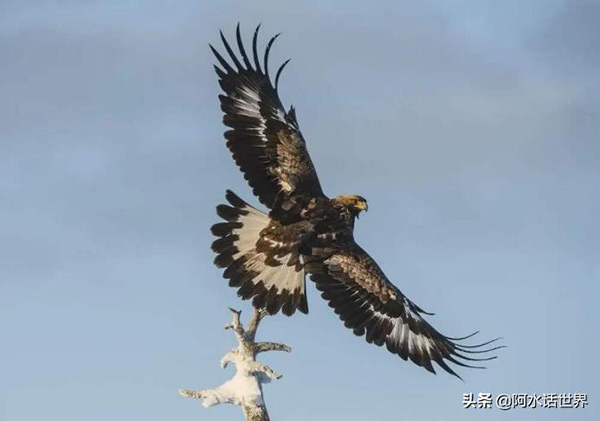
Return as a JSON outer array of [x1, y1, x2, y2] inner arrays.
[[210, 25, 325, 209], [308, 243, 503, 378]]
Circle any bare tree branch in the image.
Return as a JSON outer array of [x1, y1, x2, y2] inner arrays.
[[255, 342, 292, 354], [179, 307, 290, 420], [246, 307, 267, 341]]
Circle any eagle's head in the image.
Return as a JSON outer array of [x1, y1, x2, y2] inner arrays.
[[334, 194, 369, 218]]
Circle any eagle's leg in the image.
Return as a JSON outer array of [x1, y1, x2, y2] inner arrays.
[[179, 307, 291, 421]]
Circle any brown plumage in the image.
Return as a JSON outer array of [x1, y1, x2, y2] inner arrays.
[[209, 25, 503, 379]]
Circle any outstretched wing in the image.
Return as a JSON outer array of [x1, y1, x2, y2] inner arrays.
[[308, 243, 503, 379], [210, 25, 325, 209]]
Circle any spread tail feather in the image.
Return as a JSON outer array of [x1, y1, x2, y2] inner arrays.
[[211, 190, 308, 316]]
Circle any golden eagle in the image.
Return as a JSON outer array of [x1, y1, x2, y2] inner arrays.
[[209, 25, 502, 378]]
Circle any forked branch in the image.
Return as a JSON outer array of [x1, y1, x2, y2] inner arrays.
[[179, 307, 291, 421]]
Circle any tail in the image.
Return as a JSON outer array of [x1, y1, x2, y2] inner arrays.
[[211, 190, 308, 316]]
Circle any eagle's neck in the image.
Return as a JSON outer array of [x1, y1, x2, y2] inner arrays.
[[330, 200, 358, 227]]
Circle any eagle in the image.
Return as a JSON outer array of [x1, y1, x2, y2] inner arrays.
[[209, 25, 502, 379]]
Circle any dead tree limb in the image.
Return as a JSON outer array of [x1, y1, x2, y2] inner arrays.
[[179, 307, 290, 421]]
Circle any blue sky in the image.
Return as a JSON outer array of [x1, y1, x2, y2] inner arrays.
[[1, 1, 598, 420]]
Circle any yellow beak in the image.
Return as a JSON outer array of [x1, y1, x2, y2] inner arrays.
[[356, 202, 368, 212]]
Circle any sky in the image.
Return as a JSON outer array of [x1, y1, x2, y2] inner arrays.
[[1, 1, 598, 420]]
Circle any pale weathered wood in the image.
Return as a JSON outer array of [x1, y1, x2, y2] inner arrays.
[[179, 307, 290, 420]]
